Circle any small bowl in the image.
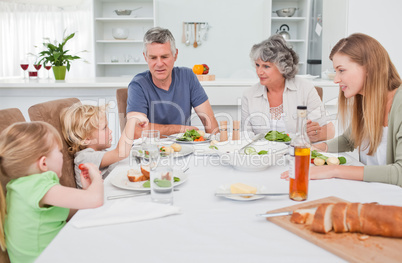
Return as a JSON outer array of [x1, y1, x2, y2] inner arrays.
[[273, 7, 298, 17], [112, 28, 129, 40], [114, 9, 132, 16]]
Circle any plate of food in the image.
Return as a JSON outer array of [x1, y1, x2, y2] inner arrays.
[[310, 150, 350, 166], [216, 183, 267, 201], [264, 130, 292, 144], [157, 143, 194, 158], [169, 129, 211, 144], [110, 165, 188, 191], [216, 140, 289, 172]]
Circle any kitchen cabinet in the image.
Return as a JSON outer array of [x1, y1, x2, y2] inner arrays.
[[270, 0, 311, 74], [93, 0, 156, 77]]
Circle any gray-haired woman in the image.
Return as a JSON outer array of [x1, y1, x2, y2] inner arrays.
[[241, 34, 334, 142]]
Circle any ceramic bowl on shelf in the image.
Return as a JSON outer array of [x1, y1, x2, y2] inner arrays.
[[112, 28, 129, 40]]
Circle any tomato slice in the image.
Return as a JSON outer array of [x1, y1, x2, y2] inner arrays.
[[78, 164, 85, 170]]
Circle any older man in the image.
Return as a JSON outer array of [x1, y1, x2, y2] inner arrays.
[[127, 27, 218, 139]]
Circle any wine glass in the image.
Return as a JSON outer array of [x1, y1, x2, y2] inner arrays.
[[44, 62, 52, 79], [20, 59, 29, 79], [33, 62, 42, 78]]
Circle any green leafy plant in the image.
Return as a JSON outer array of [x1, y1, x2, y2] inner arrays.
[[36, 30, 87, 71]]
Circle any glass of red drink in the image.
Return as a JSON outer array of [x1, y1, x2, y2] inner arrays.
[[20, 59, 29, 79], [44, 63, 52, 79]]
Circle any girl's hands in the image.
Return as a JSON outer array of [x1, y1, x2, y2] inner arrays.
[[78, 163, 101, 190]]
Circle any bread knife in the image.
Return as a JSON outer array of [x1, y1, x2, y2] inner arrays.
[[256, 211, 293, 218]]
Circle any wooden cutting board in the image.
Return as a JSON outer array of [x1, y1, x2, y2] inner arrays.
[[196, 74, 215, 81], [265, 196, 402, 263]]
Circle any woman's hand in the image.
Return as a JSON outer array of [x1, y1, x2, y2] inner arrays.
[[306, 120, 322, 142], [280, 166, 336, 181]]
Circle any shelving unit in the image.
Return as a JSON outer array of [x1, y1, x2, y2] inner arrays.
[[271, 0, 311, 74], [93, 0, 156, 77]]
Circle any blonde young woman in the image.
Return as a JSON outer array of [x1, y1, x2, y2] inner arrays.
[[282, 33, 402, 186], [0, 122, 104, 262], [61, 103, 148, 188]]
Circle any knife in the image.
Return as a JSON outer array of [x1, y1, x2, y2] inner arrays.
[[107, 188, 181, 200], [215, 193, 288, 197], [256, 211, 293, 218], [239, 133, 266, 152]]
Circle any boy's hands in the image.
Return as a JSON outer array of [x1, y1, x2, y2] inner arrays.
[[78, 163, 102, 190], [134, 114, 149, 129]]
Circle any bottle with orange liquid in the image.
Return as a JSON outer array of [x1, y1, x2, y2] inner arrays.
[[288, 106, 311, 201]]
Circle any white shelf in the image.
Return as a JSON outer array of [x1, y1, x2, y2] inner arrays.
[[287, 39, 305, 43], [271, 0, 311, 74], [93, 0, 156, 77], [96, 40, 143, 43], [95, 17, 154, 22], [97, 62, 147, 65], [271, 17, 306, 21]]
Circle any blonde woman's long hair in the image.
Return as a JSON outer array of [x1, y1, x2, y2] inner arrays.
[[60, 103, 108, 155], [0, 121, 63, 251], [330, 33, 401, 155]]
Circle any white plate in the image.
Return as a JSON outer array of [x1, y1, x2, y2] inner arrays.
[[216, 184, 267, 201], [170, 133, 212, 144], [110, 166, 188, 191]]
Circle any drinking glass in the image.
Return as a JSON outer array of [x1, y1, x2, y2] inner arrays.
[[150, 147, 174, 205], [20, 59, 29, 79], [141, 130, 160, 145], [44, 62, 52, 79]]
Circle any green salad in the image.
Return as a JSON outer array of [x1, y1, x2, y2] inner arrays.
[[265, 131, 291, 142], [177, 129, 202, 141]]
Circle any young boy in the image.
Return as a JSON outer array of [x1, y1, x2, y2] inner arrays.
[[61, 103, 148, 188]]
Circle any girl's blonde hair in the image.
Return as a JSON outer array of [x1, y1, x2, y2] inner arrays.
[[0, 121, 63, 251], [330, 33, 401, 155], [61, 103, 107, 154]]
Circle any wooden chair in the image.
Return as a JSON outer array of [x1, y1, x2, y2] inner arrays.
[[28, 98, 81, 188], [0, 108, 25, 263], [116, 88, 128, 133], [315, 86, 323, 101]]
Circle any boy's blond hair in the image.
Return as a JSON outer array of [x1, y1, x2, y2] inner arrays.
[[0, 121, 63, 250], [61, 103, 108, 155]]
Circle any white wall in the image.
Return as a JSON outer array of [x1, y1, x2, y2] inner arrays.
[[155, 0, 269, 78], [347, 0, 402, 74]]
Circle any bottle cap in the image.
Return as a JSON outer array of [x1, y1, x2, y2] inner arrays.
[[297, 106, 307, 110]]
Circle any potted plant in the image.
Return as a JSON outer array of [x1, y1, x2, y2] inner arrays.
[[36, 30, 87, 80]]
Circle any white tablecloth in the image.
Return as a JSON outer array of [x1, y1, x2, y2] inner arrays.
[[36, 152, 402, 263]]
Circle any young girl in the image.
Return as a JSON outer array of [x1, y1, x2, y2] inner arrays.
[[0, 121, 104, 262], [281, 33, 402, 186], [61, 103, 148, 188]]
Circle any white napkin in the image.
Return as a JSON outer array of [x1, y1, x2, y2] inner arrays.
[[71, 199, 181, 228]]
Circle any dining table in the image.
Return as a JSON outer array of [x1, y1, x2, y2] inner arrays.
[[35, 142, 402, 263]]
